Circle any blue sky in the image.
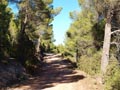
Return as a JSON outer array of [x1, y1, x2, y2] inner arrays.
[[52, 0, 80, 45], [8, 2, 18, 14], [8, 0, 80, 45]]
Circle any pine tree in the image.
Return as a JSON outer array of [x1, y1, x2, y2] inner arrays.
[[0, 0, 12, 59], [93, 0, 120, 74], [8, 0, 62, 69]]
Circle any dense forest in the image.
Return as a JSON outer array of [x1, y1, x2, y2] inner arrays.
[[0, 0, 120, 90], [0, 0, 62, 69]]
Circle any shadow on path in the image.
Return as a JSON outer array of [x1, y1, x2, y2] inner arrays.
[[11, 55, 85, 90]]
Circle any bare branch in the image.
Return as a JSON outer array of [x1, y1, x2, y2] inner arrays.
[[111, 29, 120, 35], [110, 42, 118, 45]]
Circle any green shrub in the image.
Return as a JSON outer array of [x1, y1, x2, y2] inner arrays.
[[104, 57, 120, 90], [77, 51, 101, 75]]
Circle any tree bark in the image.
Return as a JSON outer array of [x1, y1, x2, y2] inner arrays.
[[35, 37, 40, 53], [35, 37, 42, 61], [101, 23, 111, 74]]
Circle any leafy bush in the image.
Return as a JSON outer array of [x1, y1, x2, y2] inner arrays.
[[77, 51, 101, 75], [104, 57, 120, 90]]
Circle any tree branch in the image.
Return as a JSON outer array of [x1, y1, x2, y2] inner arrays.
[[111, 29, 120, 35], [110, 42, 118, 45]]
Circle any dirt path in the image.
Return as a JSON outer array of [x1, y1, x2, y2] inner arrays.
[[8, 54, 103, 90]]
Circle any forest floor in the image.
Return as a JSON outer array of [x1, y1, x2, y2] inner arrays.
[[8, 54, 103, 90]]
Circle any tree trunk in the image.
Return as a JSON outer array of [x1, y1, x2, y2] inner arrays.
[[35, 37, 40, 53], [35, 37, 42, 61], [101, 23, 111, 74]]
